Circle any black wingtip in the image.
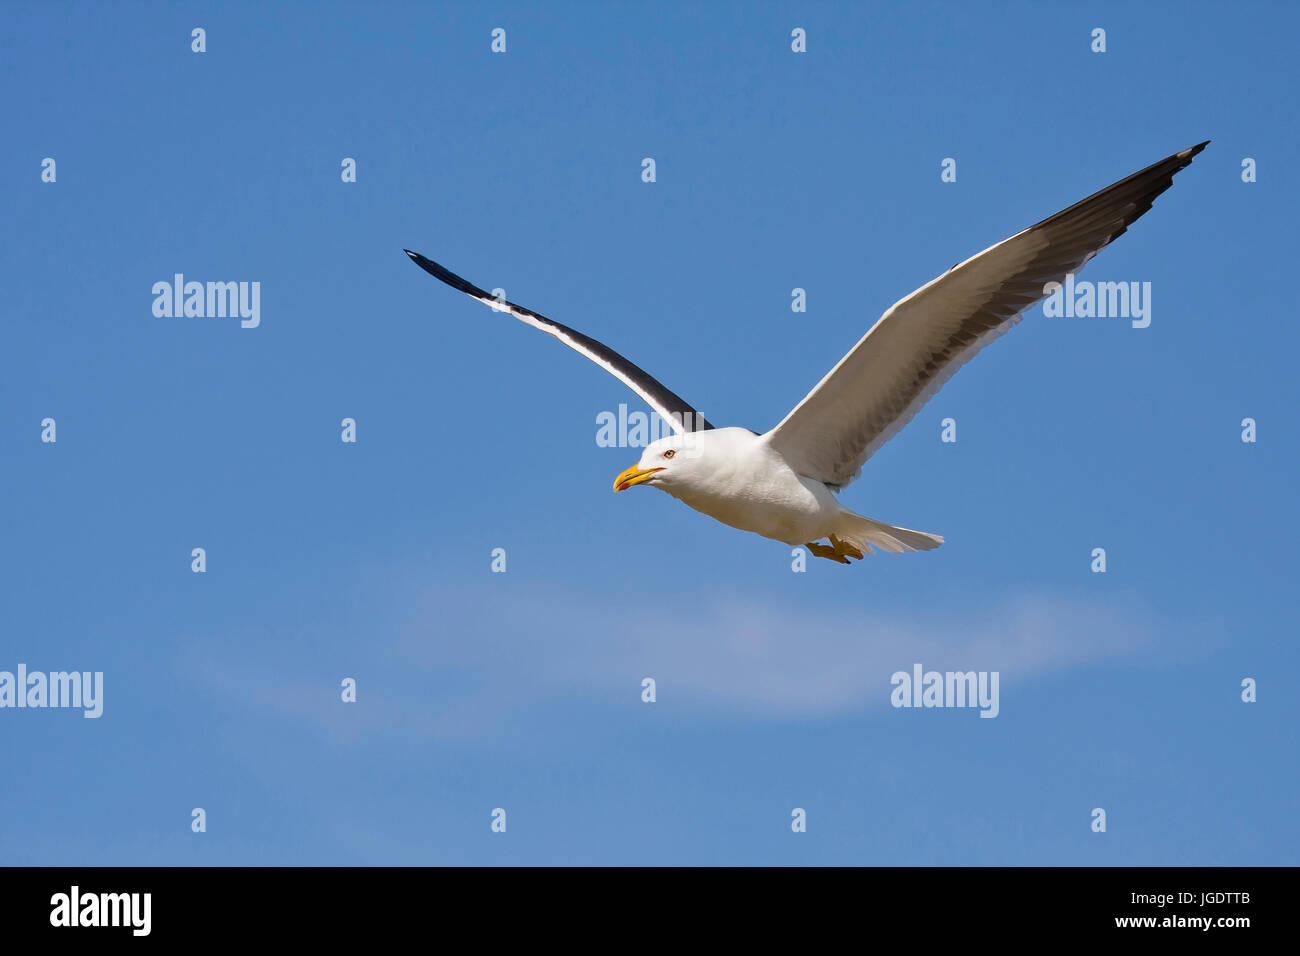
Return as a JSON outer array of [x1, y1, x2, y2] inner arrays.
[[403, 249, 491, 299]]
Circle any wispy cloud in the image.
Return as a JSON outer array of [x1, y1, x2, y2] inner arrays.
[[181, 582, 1168, 741], [391, 586, 1162, 718]]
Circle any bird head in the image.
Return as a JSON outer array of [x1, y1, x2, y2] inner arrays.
[[612, 433, 705, 493]]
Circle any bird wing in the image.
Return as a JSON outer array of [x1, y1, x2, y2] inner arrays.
[[764, 141, 1208, 488], [405, 250, 714, 433]]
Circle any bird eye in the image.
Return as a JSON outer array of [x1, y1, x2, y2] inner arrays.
[[663, 449, 676, 459]]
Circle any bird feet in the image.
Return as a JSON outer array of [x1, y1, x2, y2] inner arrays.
[[806, 536, 865, 564], [806, 542, 850, 564]]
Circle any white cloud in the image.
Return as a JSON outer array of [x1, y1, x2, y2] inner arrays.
[[392, 587, 1157, 719], [180, 581, 1164, 741]]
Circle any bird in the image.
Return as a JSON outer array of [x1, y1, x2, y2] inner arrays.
[[406, 141, 1207, 564]]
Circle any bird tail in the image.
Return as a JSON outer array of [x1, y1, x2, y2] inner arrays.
[[833, 510, 944, 555]]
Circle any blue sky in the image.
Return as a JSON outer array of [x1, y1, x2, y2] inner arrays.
[[2, 0, 1296, 865]]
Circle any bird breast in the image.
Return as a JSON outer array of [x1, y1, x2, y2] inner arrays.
[[661, 432, 837, 544]]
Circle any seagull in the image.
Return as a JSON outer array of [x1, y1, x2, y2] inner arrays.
[[406, 142, 1207, 564]]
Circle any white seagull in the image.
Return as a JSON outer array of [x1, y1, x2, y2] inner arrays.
[[407, 142, 1206, 564]]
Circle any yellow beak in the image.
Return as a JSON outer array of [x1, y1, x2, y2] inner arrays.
[[613, 464, 664, 492]]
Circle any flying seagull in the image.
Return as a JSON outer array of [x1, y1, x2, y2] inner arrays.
[[406, 141, 1207, 564]]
